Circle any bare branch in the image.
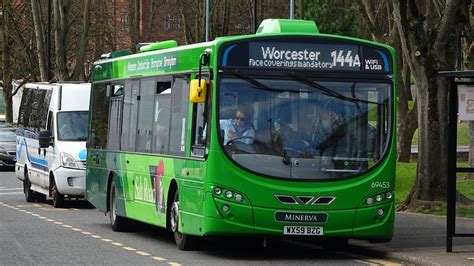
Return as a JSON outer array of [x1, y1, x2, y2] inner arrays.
[[433, 0, 459, 53]]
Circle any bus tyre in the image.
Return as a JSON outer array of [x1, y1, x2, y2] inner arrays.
[[52, 182, 64, 208], [24, 170, 36, 203], [109, 180, 127, 232], [170, 190, 197, 250]]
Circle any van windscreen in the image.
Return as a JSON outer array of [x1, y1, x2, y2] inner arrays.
[[57, 111, 89, 141]]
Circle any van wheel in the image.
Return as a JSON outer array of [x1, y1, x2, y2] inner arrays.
[[52, 182, 64, 208], [24, 170, 36, 203], [170, 190, 197, 250], [109, 180, 127, 231]]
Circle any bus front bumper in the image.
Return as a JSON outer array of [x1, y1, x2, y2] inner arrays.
[[202, 196, 394, 241]]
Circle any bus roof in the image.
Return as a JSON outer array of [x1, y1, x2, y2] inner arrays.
[[92, 19, 394, 82]]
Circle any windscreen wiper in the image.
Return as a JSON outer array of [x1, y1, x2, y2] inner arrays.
[[231, 70, 310, 93], [289, 72, 379, 105]]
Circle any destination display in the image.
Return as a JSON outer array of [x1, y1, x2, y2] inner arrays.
[[220, 38, 392, 73]]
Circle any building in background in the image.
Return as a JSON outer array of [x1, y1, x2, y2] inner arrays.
[[105, 0, 290, 50]]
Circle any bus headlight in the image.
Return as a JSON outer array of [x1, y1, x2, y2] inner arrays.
[[377, 208, 385, 216], [60, 152, 79, 169], [235, 194, 243, 202], [375, 194, 383, 202], [366, 197, 374, 205], [363, 191, 393, 207]]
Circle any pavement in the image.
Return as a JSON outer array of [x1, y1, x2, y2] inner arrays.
[[351, 212, 474, 265]]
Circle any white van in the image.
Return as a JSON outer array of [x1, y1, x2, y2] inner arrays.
[[16, 82, 91, 208]]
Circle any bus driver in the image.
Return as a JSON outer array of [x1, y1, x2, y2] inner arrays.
[[220, 106, 256, 145]]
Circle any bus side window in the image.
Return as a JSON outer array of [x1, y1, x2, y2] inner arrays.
[[194, 103, 206, 145], [168, 76, 190, 156]]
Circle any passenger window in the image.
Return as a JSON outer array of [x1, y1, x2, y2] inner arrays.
[[136, 78, 156, 153], [89, 83, 110, 149], [152, 81, 172, 154], [107, 84, 124, 151], [169, 76, 190, 156]]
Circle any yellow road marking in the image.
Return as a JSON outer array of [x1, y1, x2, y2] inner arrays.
[[135, 251, 150, 256], [5, 205, 179, 265], [40, 208, 68, 211], [365, 259, 403, 266]]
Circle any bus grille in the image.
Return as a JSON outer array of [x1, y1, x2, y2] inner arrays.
[[275, 195, 335, 205]]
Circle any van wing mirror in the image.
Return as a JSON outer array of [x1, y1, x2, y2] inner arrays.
[[39, 130, 52, 148], [189, 79, 207, 103]]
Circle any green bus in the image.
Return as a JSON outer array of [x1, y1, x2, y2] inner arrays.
[[86, 19, 396, 250]]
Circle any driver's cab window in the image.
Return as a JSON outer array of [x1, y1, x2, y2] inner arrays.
[[191, 73, 211, 158]]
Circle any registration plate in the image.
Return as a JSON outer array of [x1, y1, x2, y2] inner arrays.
[[283, 226, 324, 235]]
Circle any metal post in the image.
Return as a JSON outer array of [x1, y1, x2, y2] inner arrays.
[[446, 77, 457, 253], [290, 0, 294, 19], [205, 0, 209, 42]]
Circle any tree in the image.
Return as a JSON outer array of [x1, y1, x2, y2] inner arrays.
[[356, 0, 418, 163], [463, 3, 474, 179], [128, 0, 141, 52], [30, 0, 48, 81], [69, 0, 91, 80], [30, 0, 93, 81], [303, 0, 361, 37], [2, 0, 14, 122], [393, 0, 470, 209]]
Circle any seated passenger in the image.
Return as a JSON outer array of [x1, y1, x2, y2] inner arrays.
[[220, 106, 256, 145]]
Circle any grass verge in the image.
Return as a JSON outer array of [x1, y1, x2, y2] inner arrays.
[[396, 162, 474, 218]]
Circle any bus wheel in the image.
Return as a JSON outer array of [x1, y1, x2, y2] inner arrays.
[[170, 190, 197, 250], [52, 180, 64, 208], [24, 169, 36, 203], [109, 180, 127, 231]]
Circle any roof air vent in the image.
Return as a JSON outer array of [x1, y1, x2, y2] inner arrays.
[[256, 19, 319, 34]]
